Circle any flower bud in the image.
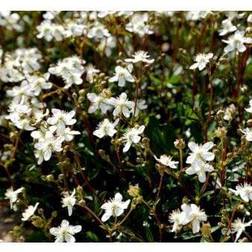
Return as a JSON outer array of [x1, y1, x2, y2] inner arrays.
[[174, 138, 185, 150], [128, 184, 141, 198]]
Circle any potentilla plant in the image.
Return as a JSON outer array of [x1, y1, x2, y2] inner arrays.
[[0, 11, 251, 243]]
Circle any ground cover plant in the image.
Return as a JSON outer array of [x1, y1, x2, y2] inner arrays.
[[0, 11, 251, 242]]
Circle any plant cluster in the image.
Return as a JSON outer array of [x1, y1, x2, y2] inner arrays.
[[0, 11, 252, 242]]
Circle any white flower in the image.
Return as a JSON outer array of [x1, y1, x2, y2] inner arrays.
[[134, 99, 148, 116], [190, 53, 213, 71], [231, 218, 252, 242], [109, 65, 135, 87], [37, 21, 68, 42], [47, 109, 77, 134], [50, 219, 82, 242], [186, 142, 215, 166], [122, 125, 145, 152], [230, 183, 252, 202], [170, 203, 207, 234], [245, 99, 252, 113], [223, 104, 236, 121], [126, 13, 153, 37], [181, 203, 207, 234], [43, 11, 59, 20], [26, 74, 53, 96], [48, 56, 85, 89], [93, 118, 119, 139], [186, 11, 211, 21], [21, 202, 39, 221], [34, 130, 64, 163], [101, 193, 130, 222], [5, 187, 24, 210], [169, 209, 185, 233], [87, 23, 110, 40], [87, 93, 112, 114], [186, 142, 215, 183], [248, 14, 252, 23], [61, 127, 80, 142], [125, 51, 154, 64], [218, 19, 237, 36], [223, 30, 252, 54], [109, 93, 134, 118], [241, 128, 252, 141], [85, 64, 100, 83], [62, 189, 77, 216], [186, 160, 214, 183], [154, 154, 178, 169]]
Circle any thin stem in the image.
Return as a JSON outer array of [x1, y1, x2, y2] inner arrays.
[[156, 173, 164, 198], [117, 207, 134, 226], [79, 204, 104, 227]]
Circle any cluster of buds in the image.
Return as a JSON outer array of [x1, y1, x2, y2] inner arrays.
[[128, 184, 143, 208]]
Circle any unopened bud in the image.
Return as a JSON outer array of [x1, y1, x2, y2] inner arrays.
[[174, 139, 185, 149]]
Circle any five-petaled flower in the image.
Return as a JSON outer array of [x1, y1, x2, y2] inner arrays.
[[154, 154, 178, 169], [190, 53, 213, 71], [223, 30, 252, 53], [21, 202, 39, 221], [62, 189, 77, 216], [101, 193, 131, 222], [109, 65, 135, 87], [5, 187, 24, 210], [231, 218, 252, 242], [50, 219, 82, 242], [186, 142, 215, 183], [122, 125, 145, 152], [93, 118, 119, 138]]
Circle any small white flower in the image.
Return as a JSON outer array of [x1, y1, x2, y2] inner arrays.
[[231, 218, 252, 242], [190, 53, 213, 71], [230, 183, 252, 202], [134, 99, 147, 116], [93, 118, 119, 139], [62, 189, 77, 216], [50, 219, 82, 242], [218, 19, 237, 36], [48, 56, 85, 89], [186, 11, 211, 21], [223, 30, 252, 54], [47, 109, 77, 134], [223, 104, 236, 121], [154, 154, 178, 169], [101, 193, 130, 222], [21, 202, 39, 221], [126, 13, 153, 37], [186, 160, 214, 183], [27, 74, 53, 96], [186, 142, 215, 166], [109, 65, 135, 87], [181, 203, 207, 234], [61, 127, 80, 142], [186, 142, 215, 183], [87, 23, 110, 40], [122, 125, 145, 152], [245, 99, 252, 113], [125, 51, 154, 64], [87, 93, 112, 114], [169, 209, 185, 233], [34, 130, 64, 163], [170, 203, 207, 234], [248, 14, 252, 23], [109, 93, 134, 118], [5, 187, 24, 210], [85, 64, 100, 83], [241, 128, 252, 141]]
